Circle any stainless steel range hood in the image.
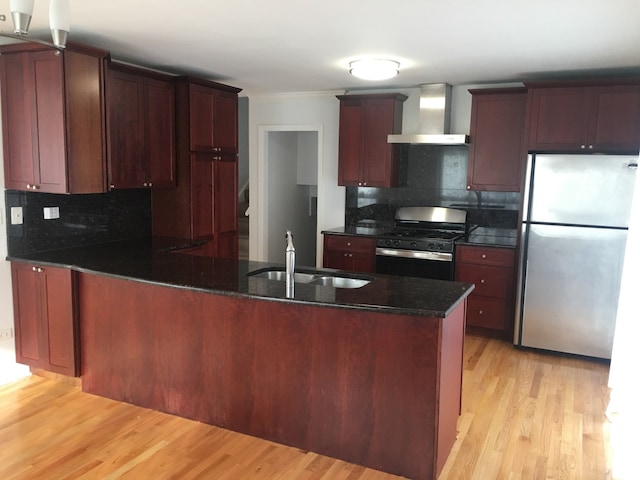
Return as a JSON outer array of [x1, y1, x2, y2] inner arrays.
[[387, 83, 469, 145]]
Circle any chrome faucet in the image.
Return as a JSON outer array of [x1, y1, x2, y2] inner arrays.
[[285, 230, 295, 297]]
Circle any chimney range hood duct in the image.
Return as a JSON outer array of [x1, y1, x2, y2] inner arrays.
[[387, 83, 469, 145]]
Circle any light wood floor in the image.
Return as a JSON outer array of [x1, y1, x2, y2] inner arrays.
[[0, 335, 612, 479]]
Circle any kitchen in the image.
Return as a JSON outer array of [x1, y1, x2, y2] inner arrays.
[[1, 0, 640, 479]]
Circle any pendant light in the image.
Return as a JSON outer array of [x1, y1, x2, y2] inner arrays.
[[49, 0, 70, 48], [8, 0, 70, 49], [9, 0, 34, 34]]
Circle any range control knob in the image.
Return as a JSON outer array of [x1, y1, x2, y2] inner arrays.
[[410, 242, 418, 249], [392, 240, 401, 248]]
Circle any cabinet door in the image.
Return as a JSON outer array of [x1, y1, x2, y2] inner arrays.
[[527, 87, 590, 151], [145, 77, 176, 187], [1, 53, 37, 191], [212, 90, 239, 152], [467, 90, 526, 192], [11, 263, 43, 365], [0, 51, 67, 193], [214, 154, 239, 259], [337, 99, 363, 186], [191, 153, 214, 240], [106, 69, 145, 189], [11, 263, 78, 376], [589, 85, 640, 153], [32, 50, 67, 193], [362, 98, 399, 187], [189, 84, 216, 151]]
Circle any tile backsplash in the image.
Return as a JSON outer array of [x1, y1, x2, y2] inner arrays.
[[5, 189, 151, 256], [345, 145, 520, 229]]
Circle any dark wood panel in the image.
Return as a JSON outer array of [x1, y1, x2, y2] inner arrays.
[[337, 99, 363, 186], [106, 68, 145, 189], [145, 77, 176, 187], [589, 85, 640, 152], [190, 153, 214, 240], [466, 296, 510, 331], [456, 245, 515, 267], [189, 84, 216, 151], [455, 264, 513, 299], [467, 89, 527, 192], [212, 90, 239, 151], [0, 53, 37, 190], [323, 235, 376, 273], [64, 50, 107, 193], [11, 264, 42, 364], [33, 50, 67, 193], [79, 273, 464, 480]]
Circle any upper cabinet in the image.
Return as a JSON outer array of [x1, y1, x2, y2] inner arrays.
[[152, 77, 242, 259], [0, 43, 109, 194], [526, 82, 640, 154], [106, 63, 176, 189], [336, 93, 407, 187], [189, 84, 239, 153], [467, 88, 527, 192]]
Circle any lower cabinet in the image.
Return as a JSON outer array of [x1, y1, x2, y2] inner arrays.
[[323, 234, 376, 273], [454, 245, 516, 338], [10, 262, 79, 376]]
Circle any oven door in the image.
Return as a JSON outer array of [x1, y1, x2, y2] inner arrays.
[[375, 248, 455, 281]]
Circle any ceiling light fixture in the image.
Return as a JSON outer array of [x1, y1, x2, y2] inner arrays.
[[349, 59, 400, 81], [8, 0, 70, 48]]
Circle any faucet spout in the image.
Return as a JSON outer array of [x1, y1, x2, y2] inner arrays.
[[285, 230, 295, 297]]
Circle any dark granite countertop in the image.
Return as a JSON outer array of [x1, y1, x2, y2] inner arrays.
[[458, 227, 518, 248], [323, 225, 518, 248], [6, 238, 474, 318]]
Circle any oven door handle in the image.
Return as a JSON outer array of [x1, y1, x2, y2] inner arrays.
[[375, 248, 453, 262]]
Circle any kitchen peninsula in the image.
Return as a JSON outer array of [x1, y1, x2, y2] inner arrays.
[[8, 239, 473, 480]]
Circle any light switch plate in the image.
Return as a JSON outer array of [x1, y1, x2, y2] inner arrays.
[[10, 206, 23, 225]]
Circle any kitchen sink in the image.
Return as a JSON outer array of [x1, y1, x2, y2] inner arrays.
[[246, 268, 371, 289]]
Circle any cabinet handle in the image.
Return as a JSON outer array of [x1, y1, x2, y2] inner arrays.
[[480, 279, 485, 284], [478, 310, 484, 315], [467, 186, 471, 190], [110, 185, 115, 190], [481, 254, 486, 259], [349, 254, 353, 257], [148, 182, 152, 187], [26, 184, 40, 190], [343, 253, 348, 257], [32, 266, 43, 273], [347, 242, 351, 246], [143, 182, 148, 187], [580, 145, 586, 149], [588, 145, 594, 150]]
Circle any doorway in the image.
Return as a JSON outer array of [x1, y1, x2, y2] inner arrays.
[[258, 126, 320, 268]]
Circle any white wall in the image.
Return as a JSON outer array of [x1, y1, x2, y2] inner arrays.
[[0, 114, 30, 385], [249, 92, 343, 265]]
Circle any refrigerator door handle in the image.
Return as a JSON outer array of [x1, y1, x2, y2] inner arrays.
[[628, 163, 638, 170]]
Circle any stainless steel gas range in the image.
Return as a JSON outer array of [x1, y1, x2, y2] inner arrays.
[[375, 206, 467, 281]]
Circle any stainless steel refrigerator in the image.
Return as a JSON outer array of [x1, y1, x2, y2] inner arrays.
[[515, 154, 638, 359]]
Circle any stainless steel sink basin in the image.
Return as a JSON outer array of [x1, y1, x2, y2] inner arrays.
[[249, 270, 316, 284], [309, 276, 370, 289], [246, 268, 371, 289]]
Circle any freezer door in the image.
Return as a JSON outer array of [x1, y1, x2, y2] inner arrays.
[[529, 154, 637, 227], [520, 224, 628, 359]]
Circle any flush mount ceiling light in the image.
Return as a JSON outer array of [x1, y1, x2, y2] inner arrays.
[[349, 59, 400, 81], [7, 0, 70, 48]]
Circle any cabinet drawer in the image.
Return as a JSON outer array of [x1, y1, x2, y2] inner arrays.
[[456, 245, 514, 267], [456, 264, 513, 299], [324, 235, 376, 254], [466, 296, 510, 331]]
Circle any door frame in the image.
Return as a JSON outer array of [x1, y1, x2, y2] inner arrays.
[[256, 124, 324, 265]]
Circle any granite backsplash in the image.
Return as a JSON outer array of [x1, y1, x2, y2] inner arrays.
[[345, 144, 520, 229], [5, 189, 151, 256]]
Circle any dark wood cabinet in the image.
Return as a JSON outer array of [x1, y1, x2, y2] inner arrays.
[[323, 235, 376, 273], [152, 77, 241, 259], [467, 88, 527, 192], [0, 43, 109, 194], [11, 262, 78, 377], [336, 94, 407, 187], [526, 82, 640, 153], [106, 64, 176, 189], [455, 245, 515, 338]]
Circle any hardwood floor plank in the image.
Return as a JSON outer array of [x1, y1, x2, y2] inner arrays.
[[0, 335, 613, 479]]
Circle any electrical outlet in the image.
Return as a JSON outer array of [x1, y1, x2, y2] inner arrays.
[[43, 206, 60, 220], [0, 328, 14, 341], [10, 206, 23, 225]]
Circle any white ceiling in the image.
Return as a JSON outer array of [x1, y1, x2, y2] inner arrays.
[[2, 0, 640, 96]]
